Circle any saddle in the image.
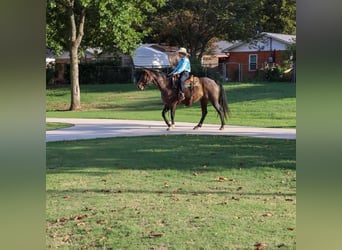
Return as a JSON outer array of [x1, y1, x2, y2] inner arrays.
[[171, 74, 200, 106]]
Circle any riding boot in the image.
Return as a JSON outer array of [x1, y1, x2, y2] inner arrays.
[[179, 92, 185, 101]]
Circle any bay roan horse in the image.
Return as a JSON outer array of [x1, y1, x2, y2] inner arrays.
[[137, 69, 230, 130]]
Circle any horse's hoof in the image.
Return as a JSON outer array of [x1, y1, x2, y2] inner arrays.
[[193, 126, 200, 130], [167, 125, 175, 131], [219, 126, 224, 130]]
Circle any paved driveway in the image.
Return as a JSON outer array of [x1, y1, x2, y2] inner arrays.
[[46, 118, 296, 142]]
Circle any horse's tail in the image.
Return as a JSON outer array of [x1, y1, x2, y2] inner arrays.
[[219, 83, 231, 119]]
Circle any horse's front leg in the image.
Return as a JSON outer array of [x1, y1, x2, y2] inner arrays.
[[167, 104, 177, 131], [162, 106, 171, 128]]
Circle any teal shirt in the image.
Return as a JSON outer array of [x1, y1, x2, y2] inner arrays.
[[171, 57, 191, 74]]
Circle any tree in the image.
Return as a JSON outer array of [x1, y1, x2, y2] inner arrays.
[[257, 0, 296, 34], [46, 0, 165, 110], [145, 0, 296, 59], [145, 0, 260, 59]]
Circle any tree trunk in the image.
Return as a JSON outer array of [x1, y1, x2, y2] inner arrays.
[[68, 1, 85, 111], [69, 45, 81, 110]]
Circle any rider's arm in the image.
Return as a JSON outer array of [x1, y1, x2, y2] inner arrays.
[[171, 58, 186, 74]]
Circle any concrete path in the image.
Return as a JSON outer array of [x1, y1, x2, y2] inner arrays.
[[46, 118, 296, 142]]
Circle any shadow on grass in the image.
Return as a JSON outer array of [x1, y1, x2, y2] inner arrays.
[[46, 188, 295, 197], [47, 135, 296, 173]]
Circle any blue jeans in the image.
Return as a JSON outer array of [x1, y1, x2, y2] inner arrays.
[[179, 71, 189, 93]]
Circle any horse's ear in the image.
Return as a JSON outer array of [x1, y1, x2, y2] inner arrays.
[[144, 68, 153, 77]]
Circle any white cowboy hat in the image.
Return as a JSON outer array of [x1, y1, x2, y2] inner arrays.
[[177, 47, 188, 55]]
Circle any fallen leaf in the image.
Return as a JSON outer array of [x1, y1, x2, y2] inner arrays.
[[287, 227, 295, 231], [285, 198, 294, 201], [56, 217, 68, 223], [101, 179, 107, 182], [231, 196, 240, 201], [96, 220, 106, 225], [171, 194, 179, 201], [62, 234, 72, 242], [72, 214, 88, 220], [148, 232, 163, 238], [237, 186, 243, 191], [254, 242, 267, 249], [262, 212, 273, 217], [193, 171, 199, 176], [101, 189, 112, 193], [50, 233, 58, 239], [215, 177, 227, 182]]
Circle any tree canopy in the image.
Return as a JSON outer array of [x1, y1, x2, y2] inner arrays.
[[257, 0, 296, 34], [46, 0, 166, 56], [46, 0, 296, 110], [46, 0, 166, 110], [144, 0, 296, 59]]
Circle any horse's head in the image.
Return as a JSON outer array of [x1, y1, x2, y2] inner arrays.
[[137, 69, 154, 90]]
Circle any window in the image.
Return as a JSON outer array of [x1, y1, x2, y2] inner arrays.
[[249, 54, 257, 71]]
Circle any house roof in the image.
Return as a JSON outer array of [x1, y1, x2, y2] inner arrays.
[[132, 44, 171, 68], [263, 32, 296, 44], [223, 32, 296, 52], [211, 41, 236, 54]]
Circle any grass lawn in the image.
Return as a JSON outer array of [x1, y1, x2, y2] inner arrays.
[[46, 135, 296, 249], [46, 122, 74, 130], [46, 82, 296, 128], [46, 81, 296, 249]]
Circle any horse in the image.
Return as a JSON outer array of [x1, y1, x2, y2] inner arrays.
[[137, 69, 230, 130]]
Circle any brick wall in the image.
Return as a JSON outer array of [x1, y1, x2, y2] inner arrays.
[[225, 50, 286, 81]]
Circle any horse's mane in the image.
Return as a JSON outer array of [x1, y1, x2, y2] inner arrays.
[[147, 69, 175, 89], [146, 69, 167, 78]]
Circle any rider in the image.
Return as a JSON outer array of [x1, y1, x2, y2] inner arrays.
[[169, 47, 191, 101]]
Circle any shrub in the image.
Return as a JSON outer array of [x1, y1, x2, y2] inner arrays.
[[256, 64, 293, 82]]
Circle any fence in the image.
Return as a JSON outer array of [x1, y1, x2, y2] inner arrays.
[[46, 61, 295, 85]]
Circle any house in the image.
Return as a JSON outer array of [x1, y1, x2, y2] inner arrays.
[[201, 41, 234, 68], [200, 41, 238, 80], [221, 32, 296, 81]]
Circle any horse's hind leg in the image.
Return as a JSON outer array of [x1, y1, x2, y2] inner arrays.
[[212, 100, 225, 130], [193, 99, 208, 130]]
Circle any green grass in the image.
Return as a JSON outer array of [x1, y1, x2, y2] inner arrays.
[[46, 82, 296, 248], [46, 122, 74, 130], [46, 82, 296, 128], [46, 135, 296, 249]]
